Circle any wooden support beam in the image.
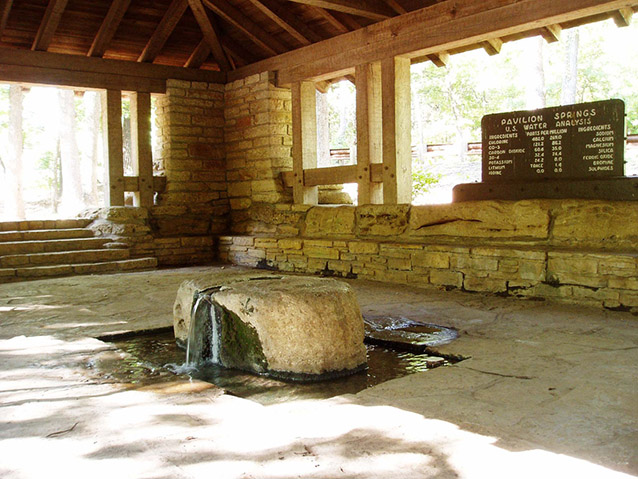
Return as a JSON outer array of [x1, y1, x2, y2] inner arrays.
[[291, 81, 318, 204], [285, 0, 394, 20], [102, 90, 125, 207], [32, 0, 69, 51], [185, 39, 211, 68], [87, 0, 131, 57], [229, 0, 638, 86], [540, 24, 561, 42], [129, 92, 154, 207], [381, 56, 411, 204], [0, 48, 225, 92], [332, 11, 365, 30], [188, 0, 231, 71], [124, 176, 166, 194], [480, 37, 502, 55], [281, 163, 383, 187], [0, 0, 13, 38], [612, 7, 633, 26], [202, 0, 288, 55], [247, 0, 323, 45], [356, 62, 383, 204], [425, 52, 449, 67], [138, 0, 189, 63]]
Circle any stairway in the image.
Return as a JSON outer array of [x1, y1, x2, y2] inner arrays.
[[0, 219, 158, 283]]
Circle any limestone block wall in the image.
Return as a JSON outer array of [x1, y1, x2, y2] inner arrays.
[[218, 200, 638, 310], [224, 72, 293, 234], [150, 78, 229, 264]]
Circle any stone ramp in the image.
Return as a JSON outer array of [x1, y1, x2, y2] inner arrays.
[[0, 219, 157, 283]]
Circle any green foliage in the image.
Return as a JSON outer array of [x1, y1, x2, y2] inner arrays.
[[412, 163, 441, 199]]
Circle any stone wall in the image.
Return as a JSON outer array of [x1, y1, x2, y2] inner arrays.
[[224, 72, 293, 234], [150, 78, 229, 264], [218, 200, 638, 310]]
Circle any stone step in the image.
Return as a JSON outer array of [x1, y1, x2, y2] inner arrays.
[[0, 257, 158, 283], [0, 228, 95, 242], [0, 218, 91, 232], [0, 237, 114, 256], [0, 248, 130, 268]]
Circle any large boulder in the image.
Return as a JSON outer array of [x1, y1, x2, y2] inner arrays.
[[173, 272, 367, 381]]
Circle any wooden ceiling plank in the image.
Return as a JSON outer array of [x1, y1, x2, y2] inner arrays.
[[202, 0, 288, 55], [332, 11, 365, 30], [138, 0, 189, 63], [285, 0, 394, 20], [188, 0, 231, 71], [540, 23, 561, 42], [612, 7, 633, 26], [88, 0, 132, 57], [0, 0, 13, 38], [31, 0, 69, 51], [248, 0, 322, 45], [185, 39, 211, 68]]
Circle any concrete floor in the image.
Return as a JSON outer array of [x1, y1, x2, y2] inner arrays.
[[0, 265, 636, 479]]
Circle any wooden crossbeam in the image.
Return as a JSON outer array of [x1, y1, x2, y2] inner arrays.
[[188, 0, 231, 71], [138, 0, 189, 63], [0, 0, 13, 38], [202, 0, 288, 56], [480, 37, 502, 55], [88, 0, 131, 57], [230, 0, 638, 85], [285, 0, 394, 20], [247, 0, 323, 45], [281, 163, 383, 187], [612, 7, 633, 26], [540, 24, 561, 42], [32, 0, 69, 51], [332, 11, 365, 30], [425, 52, 449, 67]]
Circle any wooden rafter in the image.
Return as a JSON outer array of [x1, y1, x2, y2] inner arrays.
[[384, 0, 407, 15], [311, 5, 350, 33], [202, 0, 288, 56], [188, 0, 231, 71], [540, 24, 561, 42], [32, 0, 69, 51], [138, 0, 189, 63], [480, 37, 502, 55], [0, 0, 13, 38], [88, 0, 132, 57], [285, 0, 394, 20], [612, 7, 633, 26], [332, 11, 365, 30], [426, 52, 449, 67], [247, 0, 323, 45], [185, 39, 211, 68], [222, 38, 260, 65]]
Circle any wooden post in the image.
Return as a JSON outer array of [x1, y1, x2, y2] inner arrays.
[[130, 91, 154, 207], [381, 56, 411, 204], [356, 61, 383, 204], [102, 89, 124, 206], [291, 80, 318, 204]]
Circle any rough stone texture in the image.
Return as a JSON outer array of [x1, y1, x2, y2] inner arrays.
[[174, 272, 367, 377], [409, 200, 550, 239], [304, 206, 355, 237], [356, 205, 410, 237]]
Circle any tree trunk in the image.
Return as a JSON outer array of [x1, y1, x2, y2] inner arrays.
[[561, 30, 579, 105], [58, 89, 84, 215], [84, 91, 101, 205], [6, 85, 25, 220], [525, 37, 546, 110]]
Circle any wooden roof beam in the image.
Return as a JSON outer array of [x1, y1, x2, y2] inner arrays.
[[540, 24, 561, 42], [247, 0, 323, 45], [202, 0, 288, 56], [185, 39, 211, 68], [384, 0, 407, 15], [311, 5, 350, 33], [612, 7, 633, 26], [426, 52, 449, 67], [480, 37, 502, 56], [188, 0, 231, 71], [88, 0, 132, 57], [138, 0, 189, 63], [32, 0, 69, 51], [285, 0, 394, 20], [332, 11, 365, 30], [0, 0, 13, 38]]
